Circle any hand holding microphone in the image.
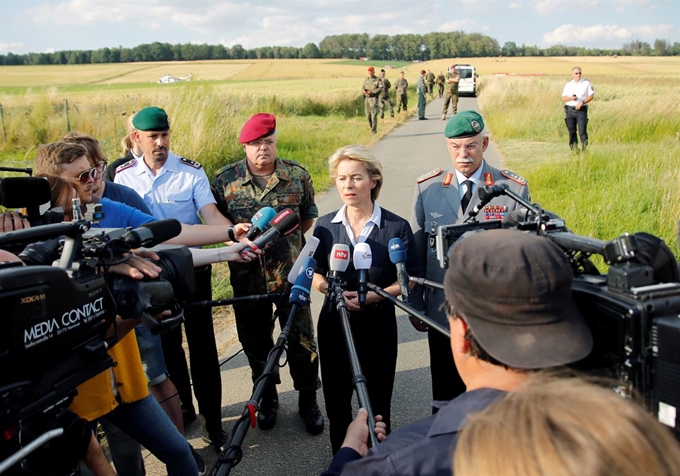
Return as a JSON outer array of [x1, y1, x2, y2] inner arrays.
[[239, 208, 301, 259]]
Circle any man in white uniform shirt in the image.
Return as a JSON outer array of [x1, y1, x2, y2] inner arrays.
[[561, 66, 595, 152]]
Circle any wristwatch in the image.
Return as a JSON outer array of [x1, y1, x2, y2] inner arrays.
[[228, 226, 237, 242]]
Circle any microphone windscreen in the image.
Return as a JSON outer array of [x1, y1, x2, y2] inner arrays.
[[329, 244, 350, 273], [270, 208, 301, 236], [140, 219, 182, 246], [388, 238, 407, 264], [0, 176, 51, 208], [287, 236, 320, 284], [290, 256, 316, 306], [353, 242, 372, 270], [252, 207, 277, 231]]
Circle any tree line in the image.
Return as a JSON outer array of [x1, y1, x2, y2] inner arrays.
[[2, 32, 678, 66]]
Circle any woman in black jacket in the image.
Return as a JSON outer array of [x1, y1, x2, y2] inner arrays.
[[312, 144, 421, 453]]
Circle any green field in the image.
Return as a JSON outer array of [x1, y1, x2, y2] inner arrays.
[[1, 56, 679, 267]]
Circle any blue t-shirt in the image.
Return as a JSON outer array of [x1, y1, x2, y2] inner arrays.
[[94, 197, 156, 229], [102, 181, 152, 215]]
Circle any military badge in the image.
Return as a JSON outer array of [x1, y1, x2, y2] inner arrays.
[[416, 168, 442, 183], [484, 173, 494, 186], [116, 159, 136, 173], [483, 205, 508, 221], [429, 212, 443, 219], [180, 157, 202, 169], [442, 173, 453, 187], [471, 120, 482, 133], [500, 169, 527, 186]]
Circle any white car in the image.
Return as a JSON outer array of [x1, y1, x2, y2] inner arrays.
[[453, 64, 478, 97]]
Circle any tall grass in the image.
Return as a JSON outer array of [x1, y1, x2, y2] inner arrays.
[[479, 75, 680, 258]]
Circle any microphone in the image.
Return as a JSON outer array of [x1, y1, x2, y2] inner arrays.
[[329, 243, 350, 280], [122, 219, 182, 248], [189, 247, 239, 267], [0, 176, 52, 221], [388, 238, 410, 304], [287, 236, 320, 284], [466, 183, 509, 221], [353, 242, 372, 309], [240, 208, 300, 258], [245, 206, 277, 240], [289, 256, 316, 307]]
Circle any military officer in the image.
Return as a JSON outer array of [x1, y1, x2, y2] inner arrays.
[[425, 69, 436, 98], [363, 66, 382, 134], [378, 69, 394, 119], [114, 106, 241, 452], [416, 70, 428, 120], [436, 71, 446, 98], [211, 113, 324, 435], [410, 110, 530, 408], [441, 65, 461, 120], [394, 71, 409, 113]]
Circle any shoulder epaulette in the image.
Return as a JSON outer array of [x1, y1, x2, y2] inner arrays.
[[416, 168, 442, 183], [179, 157, 202, 169], [501, 169, 528, 186], [116, 159, 136, 173]]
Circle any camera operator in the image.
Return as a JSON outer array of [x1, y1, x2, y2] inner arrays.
[[322, 229, 593, 475], [410, 110, 531, 409], [0, 210, 29, 231]]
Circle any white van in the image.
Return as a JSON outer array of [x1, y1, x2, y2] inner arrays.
[[452, 64, 478, 97]]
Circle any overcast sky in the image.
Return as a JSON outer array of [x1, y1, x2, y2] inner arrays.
[[1, 0, 678, 55]]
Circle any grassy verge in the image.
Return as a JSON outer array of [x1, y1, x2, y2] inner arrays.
[[479, 75, 680, 259]]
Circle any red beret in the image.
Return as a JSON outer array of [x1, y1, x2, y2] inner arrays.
[[239, 113, 276, 144], [367, 66, 375, 71], [421, 69, 426, 75]]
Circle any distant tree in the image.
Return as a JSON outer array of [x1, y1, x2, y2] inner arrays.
[[301, 42, 321, 58], [367, 34, 391, 60], [653, 39, 669, 56], [502, 41, 518, 57], [231, 44, 245, 59]]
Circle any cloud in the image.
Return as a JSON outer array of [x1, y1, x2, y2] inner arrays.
[[0, 42, 25, 54], [543, 23, 677, 45], [440, 19, 478, 32], [531, 0, 598, 16]]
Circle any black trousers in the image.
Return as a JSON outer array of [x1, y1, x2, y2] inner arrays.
[[161, 264, 223, 432], [318, 303, 398, 454], [427, 328, 465, 409], [564, 105, 589, 148]]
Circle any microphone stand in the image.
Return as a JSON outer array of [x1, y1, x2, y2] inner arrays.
[[190, 293, 282, 308], [329, 278, 380, 449], [367, 282, 450, 338], [408, 276, 444, 291], [210, 297, 301, 476]]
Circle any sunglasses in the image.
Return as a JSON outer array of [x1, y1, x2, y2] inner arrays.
[[77, 167, 99, 184]]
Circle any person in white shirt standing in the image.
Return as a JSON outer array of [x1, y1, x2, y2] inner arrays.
[[561, 66, 595, 152]]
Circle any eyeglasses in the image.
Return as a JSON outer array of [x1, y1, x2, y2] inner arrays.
[[448, 143, 480, 154], [246, 138, 276, 148], [77, 167, 99, 184], [94, 160, 107, 173]]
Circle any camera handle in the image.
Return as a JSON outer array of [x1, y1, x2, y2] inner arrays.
[[0, 429, 63, 473]]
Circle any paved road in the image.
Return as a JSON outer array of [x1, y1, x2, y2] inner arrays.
[[148, 95, 503, 475]]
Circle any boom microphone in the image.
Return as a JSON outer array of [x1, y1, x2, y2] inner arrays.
[[353, 243, 372, 308], [0, 176, 52, 222], [240, 208, 300, 258], [289, 256, 316, 306], [466, 183, 508, 221], [388, 238, 411, 304], [245, 206, 277, 240], [123, 219, 182, 248], [287, 236, 320, 284]]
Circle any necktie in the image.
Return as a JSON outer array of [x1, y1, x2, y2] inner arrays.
[[461, 180, 474, 213]]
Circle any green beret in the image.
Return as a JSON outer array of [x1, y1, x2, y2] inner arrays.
[[133, 107, 170, 131], [444, 110, 485, 139]]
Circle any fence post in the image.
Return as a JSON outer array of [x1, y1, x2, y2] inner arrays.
[[0, 103, 7, 143], [65, 99, 71, 132]]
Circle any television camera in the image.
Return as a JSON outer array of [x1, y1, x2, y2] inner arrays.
[[0, 182, 194, 474], [434, 183, 680, 438]]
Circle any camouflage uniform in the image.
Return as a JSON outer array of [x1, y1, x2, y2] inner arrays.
[[212, 157, 320, 392], [442, 71, 461, 118], [363, 75, 382, 134], [425, 71, 436, 97], [379, 77, 394, 119], [394, 76, 409, 112], [436, 72, 446, 98]]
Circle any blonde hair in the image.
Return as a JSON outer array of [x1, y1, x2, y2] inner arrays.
[[36, 174, 83, 220], [454, 376, 680, 476], [120, 113, 141, 156], [328, 144, 383, 201]]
